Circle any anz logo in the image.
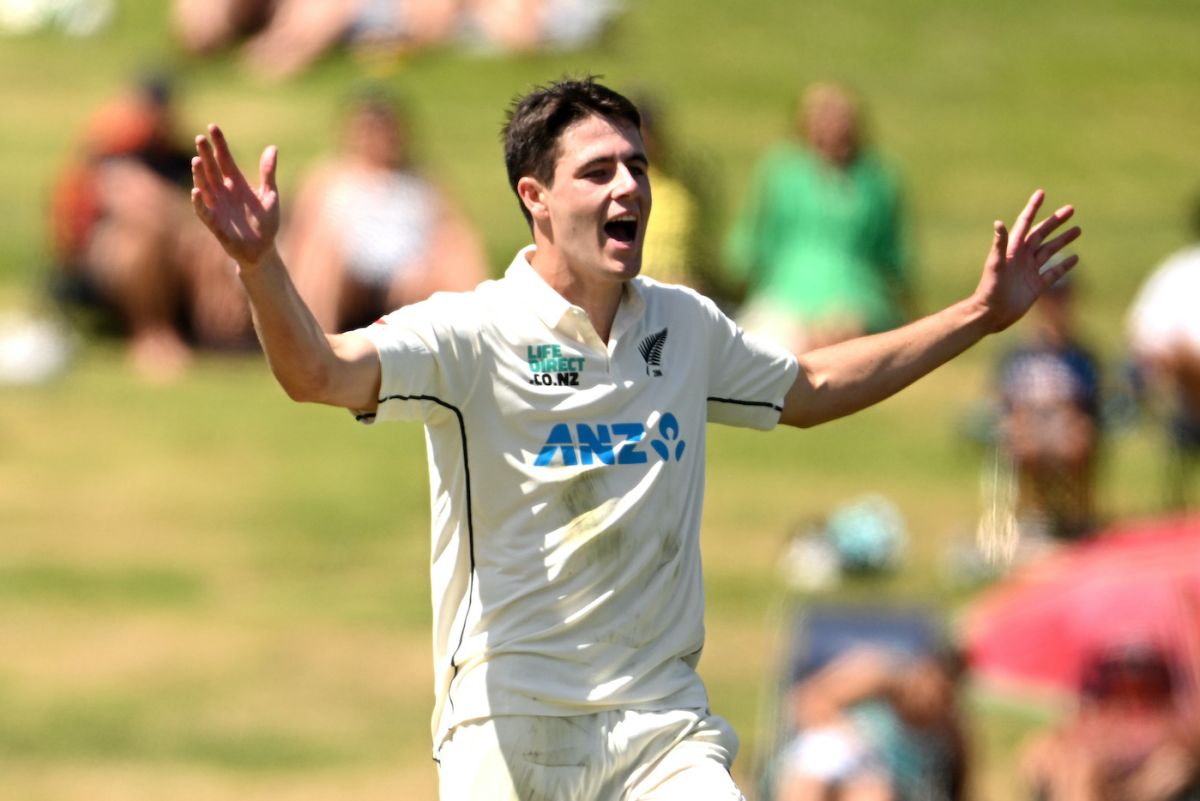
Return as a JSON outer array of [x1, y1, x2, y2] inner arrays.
[[534, 412, 687, 467]]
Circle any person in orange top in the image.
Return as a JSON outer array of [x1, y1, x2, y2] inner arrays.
[[50, 73, 252, 379]]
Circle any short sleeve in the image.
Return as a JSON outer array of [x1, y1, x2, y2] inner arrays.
[[700, 294, 799, 429], [352, 292, 480, 425]]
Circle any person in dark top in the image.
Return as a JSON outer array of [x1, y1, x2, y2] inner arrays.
[[49, 74, 252, 379], [994, 273, 1102, 542]]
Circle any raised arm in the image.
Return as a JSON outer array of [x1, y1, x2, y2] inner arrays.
[[190, 124, 380, 411], [789, 647, 898, 728], [780, 190, 1080, 428]]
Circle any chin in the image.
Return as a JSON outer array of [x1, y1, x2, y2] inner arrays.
[[593, 246, 637, 278], [611, 254, 643, 279]]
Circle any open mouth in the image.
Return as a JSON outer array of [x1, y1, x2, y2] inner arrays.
[[604, 214, 638, 244]]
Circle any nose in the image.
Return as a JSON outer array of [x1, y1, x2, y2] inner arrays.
[[612, 163, 639, 198]]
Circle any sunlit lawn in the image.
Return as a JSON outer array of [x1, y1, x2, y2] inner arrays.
[[2, 1, 1199, 798]]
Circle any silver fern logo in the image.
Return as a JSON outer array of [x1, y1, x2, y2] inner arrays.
[[637, 328, 668, 377]]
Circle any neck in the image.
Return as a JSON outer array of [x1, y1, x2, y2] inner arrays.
[[528, 245, 624, 343]]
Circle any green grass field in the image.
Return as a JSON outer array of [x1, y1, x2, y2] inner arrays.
[[2, 1, 1199, 798]]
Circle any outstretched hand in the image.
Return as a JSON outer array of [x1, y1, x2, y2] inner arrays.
[[190, 124, 280, 269], [976, 190, 1081, 332]]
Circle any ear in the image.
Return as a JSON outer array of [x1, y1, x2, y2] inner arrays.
[[516, 176, 550, 222]]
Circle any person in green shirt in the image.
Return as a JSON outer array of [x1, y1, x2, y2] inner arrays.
[[727, 82, 911, 353]]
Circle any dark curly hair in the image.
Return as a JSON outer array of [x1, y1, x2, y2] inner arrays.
[[501, 76, 641, 227]]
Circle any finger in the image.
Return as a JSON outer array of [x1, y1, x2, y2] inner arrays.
[[986, 220, 1009, 271], [1009, 189, 1045, 248], [1028, 204, 1076, 247], [259, 145, 278, 196], [195, 134, 224, 192], [1038, 252, 1079, 287], [1037, 225, 1082, 265], [190, 186, 215, 224], [209, 124, 250, 192], [993, 220, 1009, 254], [191, 155, 217, 208]]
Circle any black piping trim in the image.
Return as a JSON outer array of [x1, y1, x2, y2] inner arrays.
[[706, 396, 784, 413], [377, 392, 475, 715]]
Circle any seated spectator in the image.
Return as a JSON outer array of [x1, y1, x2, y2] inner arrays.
[[463, 0, 625, 54], [1127, 195, 1200, 509], [281, 88, 488, 333], [994, 273, 1103, 543], [170, 0, 275, 56], [49, 73, 252, 379], [172, 0, 624, 82], [172, 0, 461, 82], [726, 81, 912, 353], [1021, 640, 1200, 801], [774, 645, 970, 801], [632, 93, 722, 297]]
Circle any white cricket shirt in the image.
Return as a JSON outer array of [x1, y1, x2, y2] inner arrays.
[[1128, 245, 1200, 355], [356, 247, 799, 751]]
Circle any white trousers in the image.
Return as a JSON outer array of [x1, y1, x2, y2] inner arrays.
[[436, 707, 746, 801]]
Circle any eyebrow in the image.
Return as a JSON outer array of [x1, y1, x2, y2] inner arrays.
[[576, 150, 649, 172]]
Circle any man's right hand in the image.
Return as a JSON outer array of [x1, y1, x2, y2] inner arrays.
[[190, 124, 280, 269]]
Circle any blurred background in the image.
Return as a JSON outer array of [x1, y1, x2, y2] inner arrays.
[[2, 1, 1199, 799]]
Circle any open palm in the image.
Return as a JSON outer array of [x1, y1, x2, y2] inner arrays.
[[976, 190, 1081, 332], [190, 124, 280, 268]]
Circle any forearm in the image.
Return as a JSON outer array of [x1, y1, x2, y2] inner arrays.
[[793, 649, 896, 725], [237, 247, 354, 404], [782, 294, 993, 428], [778, 191, 1080, 428], [190, 129, 382, 411]]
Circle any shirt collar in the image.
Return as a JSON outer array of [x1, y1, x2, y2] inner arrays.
[[503, 246, 646, 341], [505, 246, 572, 330]]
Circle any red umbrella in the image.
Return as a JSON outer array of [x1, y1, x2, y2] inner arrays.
[[961, 515, 1200, 697]]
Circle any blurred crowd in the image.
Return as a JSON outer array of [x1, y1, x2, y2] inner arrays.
[[171, 0, 624, 81], [28, 20, 1200, 523], [281, 87, 488, 333], [43, 73, 497, 380], [10, 6, 1200, 797], [48, 73, 252, 379], [773, 639, 969, 801], [757, 602, 1200, 801], [976, 189, 1200, 551], [727, 81, 911, 355], [1021, 639, 1200, 801]]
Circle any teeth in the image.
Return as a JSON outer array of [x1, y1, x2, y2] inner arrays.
[[610, 213, 637, 223]]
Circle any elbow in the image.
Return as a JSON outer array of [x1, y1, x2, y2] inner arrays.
[[274, 360, 338, 405], [784, 409, 827, 429], [281, 379, 321, 404], [781, 369, 838, 429]]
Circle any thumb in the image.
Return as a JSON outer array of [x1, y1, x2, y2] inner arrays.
[[986, 220, 1008, 271]]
